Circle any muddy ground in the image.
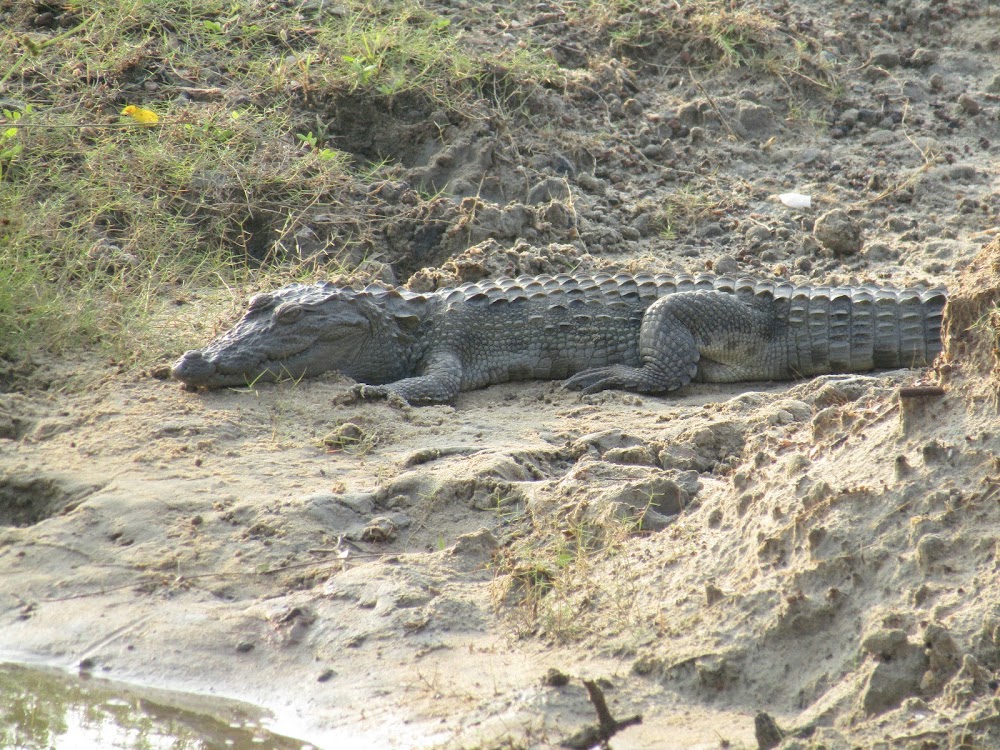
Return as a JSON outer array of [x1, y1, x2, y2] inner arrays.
[[3, 0, 1000, 748]]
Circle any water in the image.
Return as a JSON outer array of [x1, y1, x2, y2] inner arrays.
[[0, 663, 313, 750]]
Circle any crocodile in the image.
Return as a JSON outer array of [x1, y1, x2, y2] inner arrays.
[[171, 272, 946, 404]]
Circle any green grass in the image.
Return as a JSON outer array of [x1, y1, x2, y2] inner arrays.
[[574, 0, 780, 66], [0, 0, 560, 368]]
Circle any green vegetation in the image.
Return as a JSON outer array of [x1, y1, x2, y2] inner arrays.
[[0, 0, 559, 365], [650, 185, 725, 241], [576, 0, 780, 66]]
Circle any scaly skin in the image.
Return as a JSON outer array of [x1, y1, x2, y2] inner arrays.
[[171, 272, 946, 404]]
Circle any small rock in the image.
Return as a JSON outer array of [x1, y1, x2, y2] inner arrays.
[[677, 102, 702, 126], [862, 635, 927, 715], [838, 108, 860, 128], [958, 94, 981, 115], [623, 98, 643, 116], [450, 528, 499, 562], [576, 172, 605, 194], [813, 209, 862, 256], [746, 225, 772, 246], [862, 628, 909, 658], [916, 534, 948, 573], [527, 176, 570, 205], [909, 48, 938, 68], [323, 422, 367, 451], [754, 712, 784, 750], [631, 213, 652, 236], [713, 254, 739, 275], [697, 222, 724, 239], [543, 667, 570, 687], [695, 654, 733, 690], [235, 641, 254, 653], [360, 516, 397, 543], [705, 584, 725, 606], [870, 47, 901, 68], [863, 241, 896, 262], [736, 101, 776, 137]]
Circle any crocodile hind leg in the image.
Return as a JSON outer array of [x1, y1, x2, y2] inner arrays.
[[563, 290, 775, 395]]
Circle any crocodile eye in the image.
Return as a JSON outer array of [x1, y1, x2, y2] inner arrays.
[[275, 304, 304, 324]]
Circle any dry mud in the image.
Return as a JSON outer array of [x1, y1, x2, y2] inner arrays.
[[3, 0, 1000, 748]]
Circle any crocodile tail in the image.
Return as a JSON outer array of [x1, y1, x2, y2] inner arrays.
[[777, 284, 946, 376]]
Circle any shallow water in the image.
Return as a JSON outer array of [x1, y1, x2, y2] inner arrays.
[[0, 662, 312, 750]]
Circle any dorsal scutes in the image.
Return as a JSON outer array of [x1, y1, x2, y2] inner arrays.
[[249, 274, 946, 325]]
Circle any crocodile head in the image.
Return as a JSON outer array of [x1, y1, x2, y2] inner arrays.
[[171, 283, 412, 389]]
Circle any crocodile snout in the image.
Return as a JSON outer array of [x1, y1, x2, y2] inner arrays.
[[171, 350, 217, 385]]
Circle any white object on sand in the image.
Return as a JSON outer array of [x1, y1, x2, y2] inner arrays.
[[777, 192, 812, 208]]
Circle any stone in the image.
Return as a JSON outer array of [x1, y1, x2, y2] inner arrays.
[[736, 101, 775, 137], [813, 209, 862, 256]]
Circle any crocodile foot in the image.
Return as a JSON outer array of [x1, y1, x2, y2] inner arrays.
[[346, 384, 411, 408], [563, 362, 697, 395]]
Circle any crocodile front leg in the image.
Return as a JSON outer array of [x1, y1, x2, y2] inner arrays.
[[563, 291, 775, 395], [353, 350, 463, 404]]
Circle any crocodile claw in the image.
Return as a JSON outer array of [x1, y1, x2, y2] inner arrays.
[[562, 368, 619, 394]]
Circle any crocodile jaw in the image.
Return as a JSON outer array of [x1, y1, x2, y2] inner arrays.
[[171, 348, 314, 388]]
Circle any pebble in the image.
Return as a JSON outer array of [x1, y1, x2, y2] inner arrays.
[[909, 48, 938, 68], [713, 254, 739, 274], [576, 172, 605, 194], [736, 101, 775, 136], [838, 108, 859, 128], [957, 94, 981, 115], [527, 176, 570, 205], [623, 98, 644, 116], [746, 225, 772, 246], [863, 242, 896, 262], [677, 102, 702, 126], [813, 209, 862, 256], [861, 628, 909, 658], [915, 534, 948, 573], [870, 47, 901, 68]]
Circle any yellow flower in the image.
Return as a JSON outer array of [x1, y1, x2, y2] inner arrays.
[[120, 105, 159, 126]]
